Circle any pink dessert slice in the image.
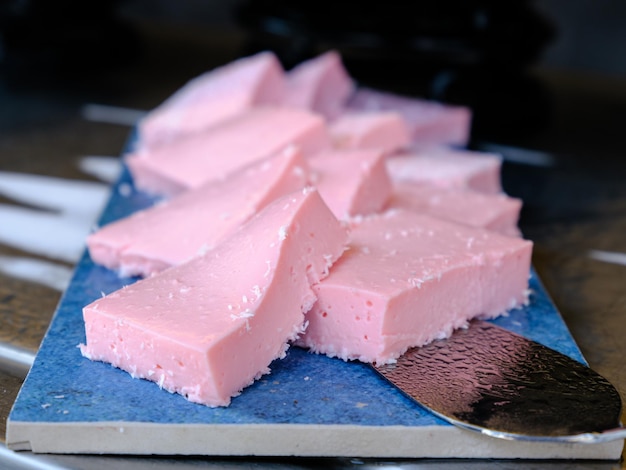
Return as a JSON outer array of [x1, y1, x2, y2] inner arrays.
[[309, 148, 392, 219], [138, 51, 285, 149], [88, 146, 311, 277], [330, 111, 411, 154], [298, 209, 533, 364], [347, 87, 472, 147], [386, 148, 503, 194], [80, 188, 349, 407], [386, 182, 522, 237], [127, 107, 331, 196], [281, 50, 355, 120]]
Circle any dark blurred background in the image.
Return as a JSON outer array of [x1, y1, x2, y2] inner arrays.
[[1, 0, 625, 216], [2, 0, 626, 218], [1, 0, 625, 143]]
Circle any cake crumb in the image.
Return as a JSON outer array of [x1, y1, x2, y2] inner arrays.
[[278, 225, 289, 240]]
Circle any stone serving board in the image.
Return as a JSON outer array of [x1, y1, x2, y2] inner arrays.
[[6, 160, 624, 460]]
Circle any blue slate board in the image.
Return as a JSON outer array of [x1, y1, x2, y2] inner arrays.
[[7, 152, 622, 459]]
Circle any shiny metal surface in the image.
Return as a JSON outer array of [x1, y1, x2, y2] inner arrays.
[[374, 320, 626, 443]]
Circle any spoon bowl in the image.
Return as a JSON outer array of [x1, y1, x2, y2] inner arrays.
[[373, 320, 626, 444]]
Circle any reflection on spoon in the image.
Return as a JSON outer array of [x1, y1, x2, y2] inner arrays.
[[374, 320, 626, 444]]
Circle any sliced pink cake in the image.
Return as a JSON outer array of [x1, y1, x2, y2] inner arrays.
[[386, 182, 522, 237], [309, 148, 392, 219], [88, 146, 311, 277], [80, 188, 349, 407], [127, 107, 331, 196], [138, 51, 285, 149], [281, 50, 355, 120], [330, 111, 411, 154], [347, 87, 472, 147], [386, 148, 503, 194], [298, 209, 533, 364]]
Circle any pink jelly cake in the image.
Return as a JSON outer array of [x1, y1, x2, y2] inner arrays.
[[281, 50, 355, 120], [138, 51, 285, 149], [386, 148, 503, 194], [127, 107, 331, 196], [386, 182, 522, 237], [347, 87, 472, 147], [309, 148, 392, 219], [297, 209, 533, 364], [329, 111, 411, 154], [88, 146, 311, 278], [80, 188, 349, 407]]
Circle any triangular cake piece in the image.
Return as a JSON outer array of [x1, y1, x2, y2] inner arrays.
[[347, 87, 472, 147], [386, 182, 522, 237], [138, 51, 285, 149], [80, 188, 349, 407], [330, 111, 410, 154], [387, 148, 503, 194], [309, 148, 392, 219], [281, 50, 354, 120], [128, 107, 330, 196], [88, 146, 311, 277], [298, 209, 532, 364]]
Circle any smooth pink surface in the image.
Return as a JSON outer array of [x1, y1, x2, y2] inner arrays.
[[88, 147, 311, 277], [347, 88, 472, 147], [386, 182, 522, 237], [298, 209, 533, 364], [330, 111, 411, 154], [309, 148, 392, 219], [127, 107, 331, 196], [386, 148, 503, 194], [138, 51, 286, 149], [281, 51, 355, 120], [80, 189, 349, 407]]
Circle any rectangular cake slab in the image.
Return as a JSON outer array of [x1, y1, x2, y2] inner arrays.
[[6, 143, 624, 460]]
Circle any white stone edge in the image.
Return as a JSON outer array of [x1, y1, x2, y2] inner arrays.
[[5, 421, 624, 460]]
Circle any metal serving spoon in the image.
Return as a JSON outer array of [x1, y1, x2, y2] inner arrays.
[[373, 320, 626, 444]]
